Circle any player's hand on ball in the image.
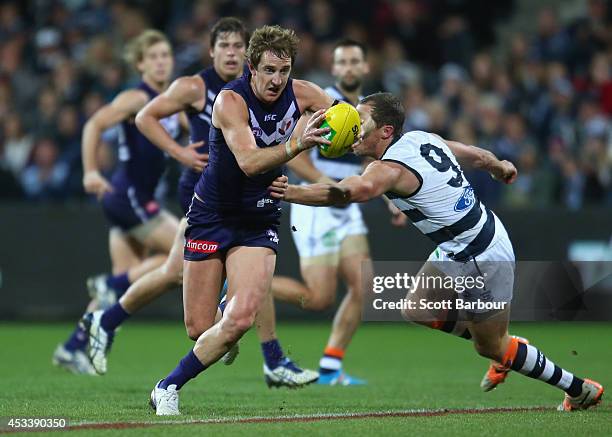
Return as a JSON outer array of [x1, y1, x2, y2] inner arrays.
[[328, 183, 350, 205], [268, 175, 289, 199], [83, 170, 113, 199], [492, 160, 518, 184], [177, 141, 208, 172], [299, 109, 331, 151]]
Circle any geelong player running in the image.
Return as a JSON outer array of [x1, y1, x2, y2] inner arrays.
[[283, 92, 604, 412], [84, 18, 317, 386], [150, 25, 335, 415], [53, 30, 180, 374]]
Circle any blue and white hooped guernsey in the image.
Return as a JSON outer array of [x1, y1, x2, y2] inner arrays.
[[381, 130, 497, 262]]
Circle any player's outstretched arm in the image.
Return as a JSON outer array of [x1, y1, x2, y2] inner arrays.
[[214, 90, 331, 177], [135, 77, 208, 172], [81, 89, 149, 198], [285, 160, 404, 206], [438, 135, 518, 184]]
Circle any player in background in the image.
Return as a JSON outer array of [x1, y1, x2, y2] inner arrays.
[[149, 25, 335, 415], [53, 30, 181, 374], [84, 18, 317, 387], [283, 92, 604, 412], [271, 40, 399, 385]]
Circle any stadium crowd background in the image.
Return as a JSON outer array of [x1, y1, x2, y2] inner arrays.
[[0, 0, 610, 210]]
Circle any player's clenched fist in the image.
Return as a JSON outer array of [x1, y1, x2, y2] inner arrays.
[[83, 170, 113, 199]]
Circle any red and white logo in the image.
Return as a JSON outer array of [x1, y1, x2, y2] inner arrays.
[[185, 239, 219, 254]]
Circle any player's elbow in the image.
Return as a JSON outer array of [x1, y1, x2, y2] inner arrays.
[[239, 159, 264, 178], [351, 180, 376, 203], [134, 110, 149, 131]]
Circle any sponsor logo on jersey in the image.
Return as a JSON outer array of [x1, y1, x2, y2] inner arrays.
[[277, 118, 293, 136], [264, 114, 277, 121], [454, 186, 475, 212], [185, 239, 219, 253], [252, 127, 263, 138]]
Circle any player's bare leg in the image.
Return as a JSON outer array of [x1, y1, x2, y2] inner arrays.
[[271, 262, 338, 310], [119, 218, 186, 313]]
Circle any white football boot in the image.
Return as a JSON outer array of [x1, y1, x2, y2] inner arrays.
[[150, 380, 180, 416]]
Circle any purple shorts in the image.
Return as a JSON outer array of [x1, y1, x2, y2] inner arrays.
[[184, 196, 279, 261], [101, 188, 160, 231]]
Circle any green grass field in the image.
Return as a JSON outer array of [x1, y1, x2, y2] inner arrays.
[[0, 322, 610, 435]]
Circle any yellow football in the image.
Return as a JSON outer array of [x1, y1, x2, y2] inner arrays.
[[318, 103, 361, 158]]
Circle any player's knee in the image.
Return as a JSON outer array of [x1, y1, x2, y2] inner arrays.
[[400, 306, 418, 323], [184, 319, 204, 341], [305, 292, 335, 311], [160, 259, 183, 286]]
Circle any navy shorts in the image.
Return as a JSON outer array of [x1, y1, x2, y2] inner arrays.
[[184, 197, 279, 261], [101, 187, 160, 231]]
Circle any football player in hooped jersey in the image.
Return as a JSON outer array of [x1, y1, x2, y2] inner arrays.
[[149, 25, 335, 415], [53, 30, 180, 375], [283, 92, 604, 412], [83, 18, 317, 385]]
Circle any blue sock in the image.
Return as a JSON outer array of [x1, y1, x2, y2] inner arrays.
[[159, 350, 207, 390], [106, 273, 130, 297], [64, 324, 88, 352], [261, 339, 284, 369], [100, 303, 130, 332]]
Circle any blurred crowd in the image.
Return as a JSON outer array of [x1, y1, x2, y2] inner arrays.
[[0, 0, 610, 209]]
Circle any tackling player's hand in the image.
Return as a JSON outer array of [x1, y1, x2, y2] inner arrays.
[[176, 141, 208, 172], [491, 160, 518, 184], [328, 183, 350, 205], [298, 109, 331, 152], [83, 170, 113, 199], [268, 175, 289, 199]]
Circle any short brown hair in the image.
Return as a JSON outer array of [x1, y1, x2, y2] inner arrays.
[[124, 29, 171, 69], [360, 93, 405, 142], [246, 25, 299, 68], [210, 17, 249, 48]]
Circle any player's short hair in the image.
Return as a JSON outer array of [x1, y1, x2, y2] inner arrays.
[[124, 29, 171, 69], [333, 38, 368, 58], [210, 17, 249, 48], [360, 93, 405, 142], [246, 25, 299, 68]]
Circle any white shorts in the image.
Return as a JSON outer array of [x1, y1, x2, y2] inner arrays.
[[427, 213, 515, 313], [290, 202, 368, 259]]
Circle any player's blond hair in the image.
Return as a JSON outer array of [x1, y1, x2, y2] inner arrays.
[[246, 25, 299, 68], [124, 29, 171, 69]]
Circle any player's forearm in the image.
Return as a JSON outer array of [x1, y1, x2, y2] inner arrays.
[[445, 140, 498, 170], [285, 183, 349, 206], [339, 176, 376, 203], [81, 120, 103, 172], [135, 112, 183, 158], [239, 140, 307, 177]]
